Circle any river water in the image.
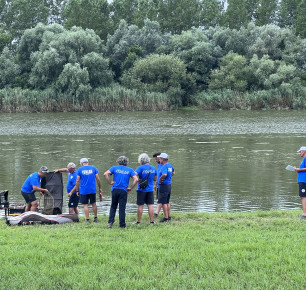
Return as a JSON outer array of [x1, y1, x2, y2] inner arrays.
[[0, 110, 305, 216]]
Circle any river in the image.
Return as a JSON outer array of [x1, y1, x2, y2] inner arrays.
[[0, 110, 305, 216]]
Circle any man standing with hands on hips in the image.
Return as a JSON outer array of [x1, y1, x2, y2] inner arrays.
[[75, 158, 102, 223], [157, 153, 175, 222], [294, 146, 306, 219]]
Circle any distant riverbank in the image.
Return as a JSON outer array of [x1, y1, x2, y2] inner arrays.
[[1, 87, 306, 113], [1, 210, 305, 289]]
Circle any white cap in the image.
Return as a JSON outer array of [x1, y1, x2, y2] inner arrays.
[[80, 158, 89, 164], [157, 153, 168, 159], [297, 147, 306, 152]]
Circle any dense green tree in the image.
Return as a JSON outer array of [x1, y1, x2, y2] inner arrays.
[[17, 24, 65, 73], [160, 29, 219, 90], [0, 0, 62, 40], [56, 63, 91, 101], [111, 0, 158, 28], [0, 31, 12, 52], [295, 0, 306, 38], [81, 52, 113, 87], [209, 52, 251, 91], [222, 0, 249, 29], [156, 0, 201, 34], [254, 0, 277, 26], [198, 0, 223, 28], [296, 39, 306, 70], [0, 47, 20, 88], [278, 0, 300, 27], [63, 0, 112, 42], [246, 23, 294, 61], [121, 54, 194, 105], [26, 26, 112, 92], [106, 19, 163, 79]]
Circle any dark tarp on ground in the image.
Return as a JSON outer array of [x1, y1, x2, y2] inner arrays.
[[41, 172, 63, 215]]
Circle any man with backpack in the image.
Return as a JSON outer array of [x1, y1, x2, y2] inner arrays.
[[134, 153, 157, 225]]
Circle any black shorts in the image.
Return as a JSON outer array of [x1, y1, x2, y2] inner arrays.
[[80, 193, 96, 204], [21, 191, 36, 203], [68, 192, 80, 208], [137, 191, 154, 205], [299, 183, 306, 197], [158, 184, 171, 204]]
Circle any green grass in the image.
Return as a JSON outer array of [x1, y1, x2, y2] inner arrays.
[[0, 211, 305, 289]]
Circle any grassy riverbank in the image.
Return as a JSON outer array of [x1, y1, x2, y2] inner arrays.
[[0, 210, 305, 289]]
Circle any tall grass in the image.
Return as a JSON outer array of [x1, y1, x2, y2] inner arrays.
[[0, 211, 305, 289], [0, 85, 170, 113]]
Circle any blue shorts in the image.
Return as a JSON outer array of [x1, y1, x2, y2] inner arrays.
[[68, 192, 80, 208], [21, 191, 36, 203], [299, 183, 306, 197], [137, 191, 154, 205], [158, 184, 171, 204], [80, 193, 96, 204]]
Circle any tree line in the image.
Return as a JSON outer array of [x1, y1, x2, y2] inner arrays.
[[0, 0, 306, 111]]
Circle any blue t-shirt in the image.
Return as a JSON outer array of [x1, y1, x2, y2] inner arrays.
[[108, 165, 136, 192], [298, 157, 306, 183], [135, 164, 157, 192], [156, 163, 162, 189], [67, 170, 77, 193], [158, 163, 175, 185], [21, 172, 41, 193], [77, 165, 99, 195]]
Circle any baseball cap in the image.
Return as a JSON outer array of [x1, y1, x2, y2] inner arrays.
[[297, 146, 306, 152], [157, 153, 168, 159], [80, 158, 89, 164], [39, 166, 49, 173]]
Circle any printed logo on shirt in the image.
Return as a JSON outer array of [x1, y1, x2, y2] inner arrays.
[[82, 170, 93, 175], [168, 168, 173, 173], [115, 169, 130, 174]]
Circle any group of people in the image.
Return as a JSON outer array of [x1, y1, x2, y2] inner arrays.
[[20, 152, 175, 227]]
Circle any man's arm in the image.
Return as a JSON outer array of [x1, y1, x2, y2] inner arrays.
[[74, 176, 80, 196], [104, 170, 115, 185], [32, 185, 49, 194], [53, 168, 67, 173], [95, 174, 102, 194], [128, 175, 139, 192], [159, 173, 167, 184]]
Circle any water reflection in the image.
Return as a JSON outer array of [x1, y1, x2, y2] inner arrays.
[[0, 111, 304, 216]]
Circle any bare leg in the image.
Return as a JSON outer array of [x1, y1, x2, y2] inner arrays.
[[30, 200, 38, 211], [69, 207, 74, 214], [25, 203, 31, 212], [162, 204, 168, 218], [74, 207, 79, 215], [84, 204, 90, 219], [92, 202, 98, 217], [167, 203, 171, 217], [301, 197, 306, 216], [156, 203, 162, 215], [148, 204, 154, 222], [137, 205, 143, 222]]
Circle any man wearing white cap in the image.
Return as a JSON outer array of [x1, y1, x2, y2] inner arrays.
[[294, 147, 306, 219], [157, 153, 175, 222], [75, 158, 102, 223]]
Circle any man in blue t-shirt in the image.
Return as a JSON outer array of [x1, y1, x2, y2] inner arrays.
[[294, 146, 306, 219], [54, 162, 79, 215], [75, 158, 102, 223], [104, 156, 138, 228], [157, 153, 175, 223], [153, 152, 162, 218], [134, 153, 157, 225], [21, 166, 50, 212]]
